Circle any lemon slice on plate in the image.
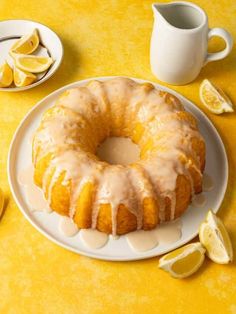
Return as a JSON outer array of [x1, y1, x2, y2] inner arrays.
[[0, 187, 4, 218], [199, 210, 233, 264], [11, 52, 53, 73], [159, 242, 205, 279], [11, 29, 39, 54], [0, 62, 13, 87], [200, 79, 234, 114], [13, 67, 36, 87]]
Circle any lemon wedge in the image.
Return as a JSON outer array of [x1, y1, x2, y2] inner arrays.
[[11, 52, 53, 73], [0, 187, 4, 218], [11, 29, 39, 54], [0, 62, 13, 87], [199, 210, 233, 264], [13, 66, 36, 87], [200, 79, 234, 114], [159, 242, 205, 279]]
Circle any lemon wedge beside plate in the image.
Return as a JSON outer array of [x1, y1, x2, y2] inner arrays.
[[200, 79, 234, 114], [0, 62, 13, 87], [159, 242, 206, 279], [199, 210, 233, 264], [11, 29, 39, 54], [10, 52, 53, 73]]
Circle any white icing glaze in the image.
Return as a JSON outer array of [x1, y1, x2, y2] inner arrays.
[[137, 90, 182, 123], [126, 219, 182, 252], [139, 152, 184, 222], [126, 229, 159, 252], [128, 166, 154, 229], [92, 166, 139, 235], [18, 165, 52, 213], [80, 229, 108, 249], [59, 216, 79, 237], [97, 137, 140, 166], [110, 235, 120, 240], [32, 77, 205, 235], [192, 194, 206, 207], [25, 185, 52, 213], [18, 164, 34, 186], [202, 173, 214, 191], [154, 219, 182, 244]]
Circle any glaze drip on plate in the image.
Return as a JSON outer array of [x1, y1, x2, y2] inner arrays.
[[126, 219, 182, 252], [202, 173, 214, 191], [59, 216, 79, 237], [80, 229, 109, 249], [18, 165, 52, 213], [32, 77, 206, 235]]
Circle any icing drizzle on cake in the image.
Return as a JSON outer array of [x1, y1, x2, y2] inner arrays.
[[32, 77, 205, 235]]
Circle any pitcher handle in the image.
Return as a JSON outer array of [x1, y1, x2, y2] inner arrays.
[[204, 28, 233, 65]]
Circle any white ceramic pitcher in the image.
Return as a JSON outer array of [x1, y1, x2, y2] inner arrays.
[[150, 1, 233, 85]]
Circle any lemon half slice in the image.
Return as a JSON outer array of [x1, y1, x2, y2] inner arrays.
[[159, 242, 205, 279], [14, 67, 36, 87], [11, 53, 53, 73], [0, 62, 13, 87], [199, 210, 233, 264], [200, 79, 234, 114], [11, 29, 39, 54], [0, 187, 4, 218]]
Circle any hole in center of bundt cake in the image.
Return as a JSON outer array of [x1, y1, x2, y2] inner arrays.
[[96, 137, 140, 166]]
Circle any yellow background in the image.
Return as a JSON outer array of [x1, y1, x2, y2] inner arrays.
[[0, 0, 236, 313]]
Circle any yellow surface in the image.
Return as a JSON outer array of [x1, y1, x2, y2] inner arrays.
[[0, 0, 235, 313]]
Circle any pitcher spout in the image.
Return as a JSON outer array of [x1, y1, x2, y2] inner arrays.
[[152, 3, 172, 22], [152, 2, 207, 30]]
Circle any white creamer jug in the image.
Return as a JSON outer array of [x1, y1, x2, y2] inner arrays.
[[150, 1, 233, 85]]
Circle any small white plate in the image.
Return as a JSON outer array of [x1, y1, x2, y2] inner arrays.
[[8, 77, 228, 261], [0, 19, 63, 92]]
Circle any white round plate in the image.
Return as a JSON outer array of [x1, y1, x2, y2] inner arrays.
[[0, 19, 63, 92], [8, 76, 228, 261]]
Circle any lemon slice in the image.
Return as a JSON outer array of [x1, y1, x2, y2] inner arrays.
[[200, 79, 234, 114], [0, 62, 13, 87], [159, 242, 205, 279], [0, 187, 4, 218], [199, 210, 233, 264], [11, 29, 39, 54], [13, 66, 36, 87], [11, 53, 53, 73]]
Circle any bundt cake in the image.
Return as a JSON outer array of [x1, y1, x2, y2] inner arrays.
[[32, 77, 205, 235]]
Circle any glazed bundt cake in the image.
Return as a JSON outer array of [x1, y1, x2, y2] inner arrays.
[[32, 77, 205, 235]]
